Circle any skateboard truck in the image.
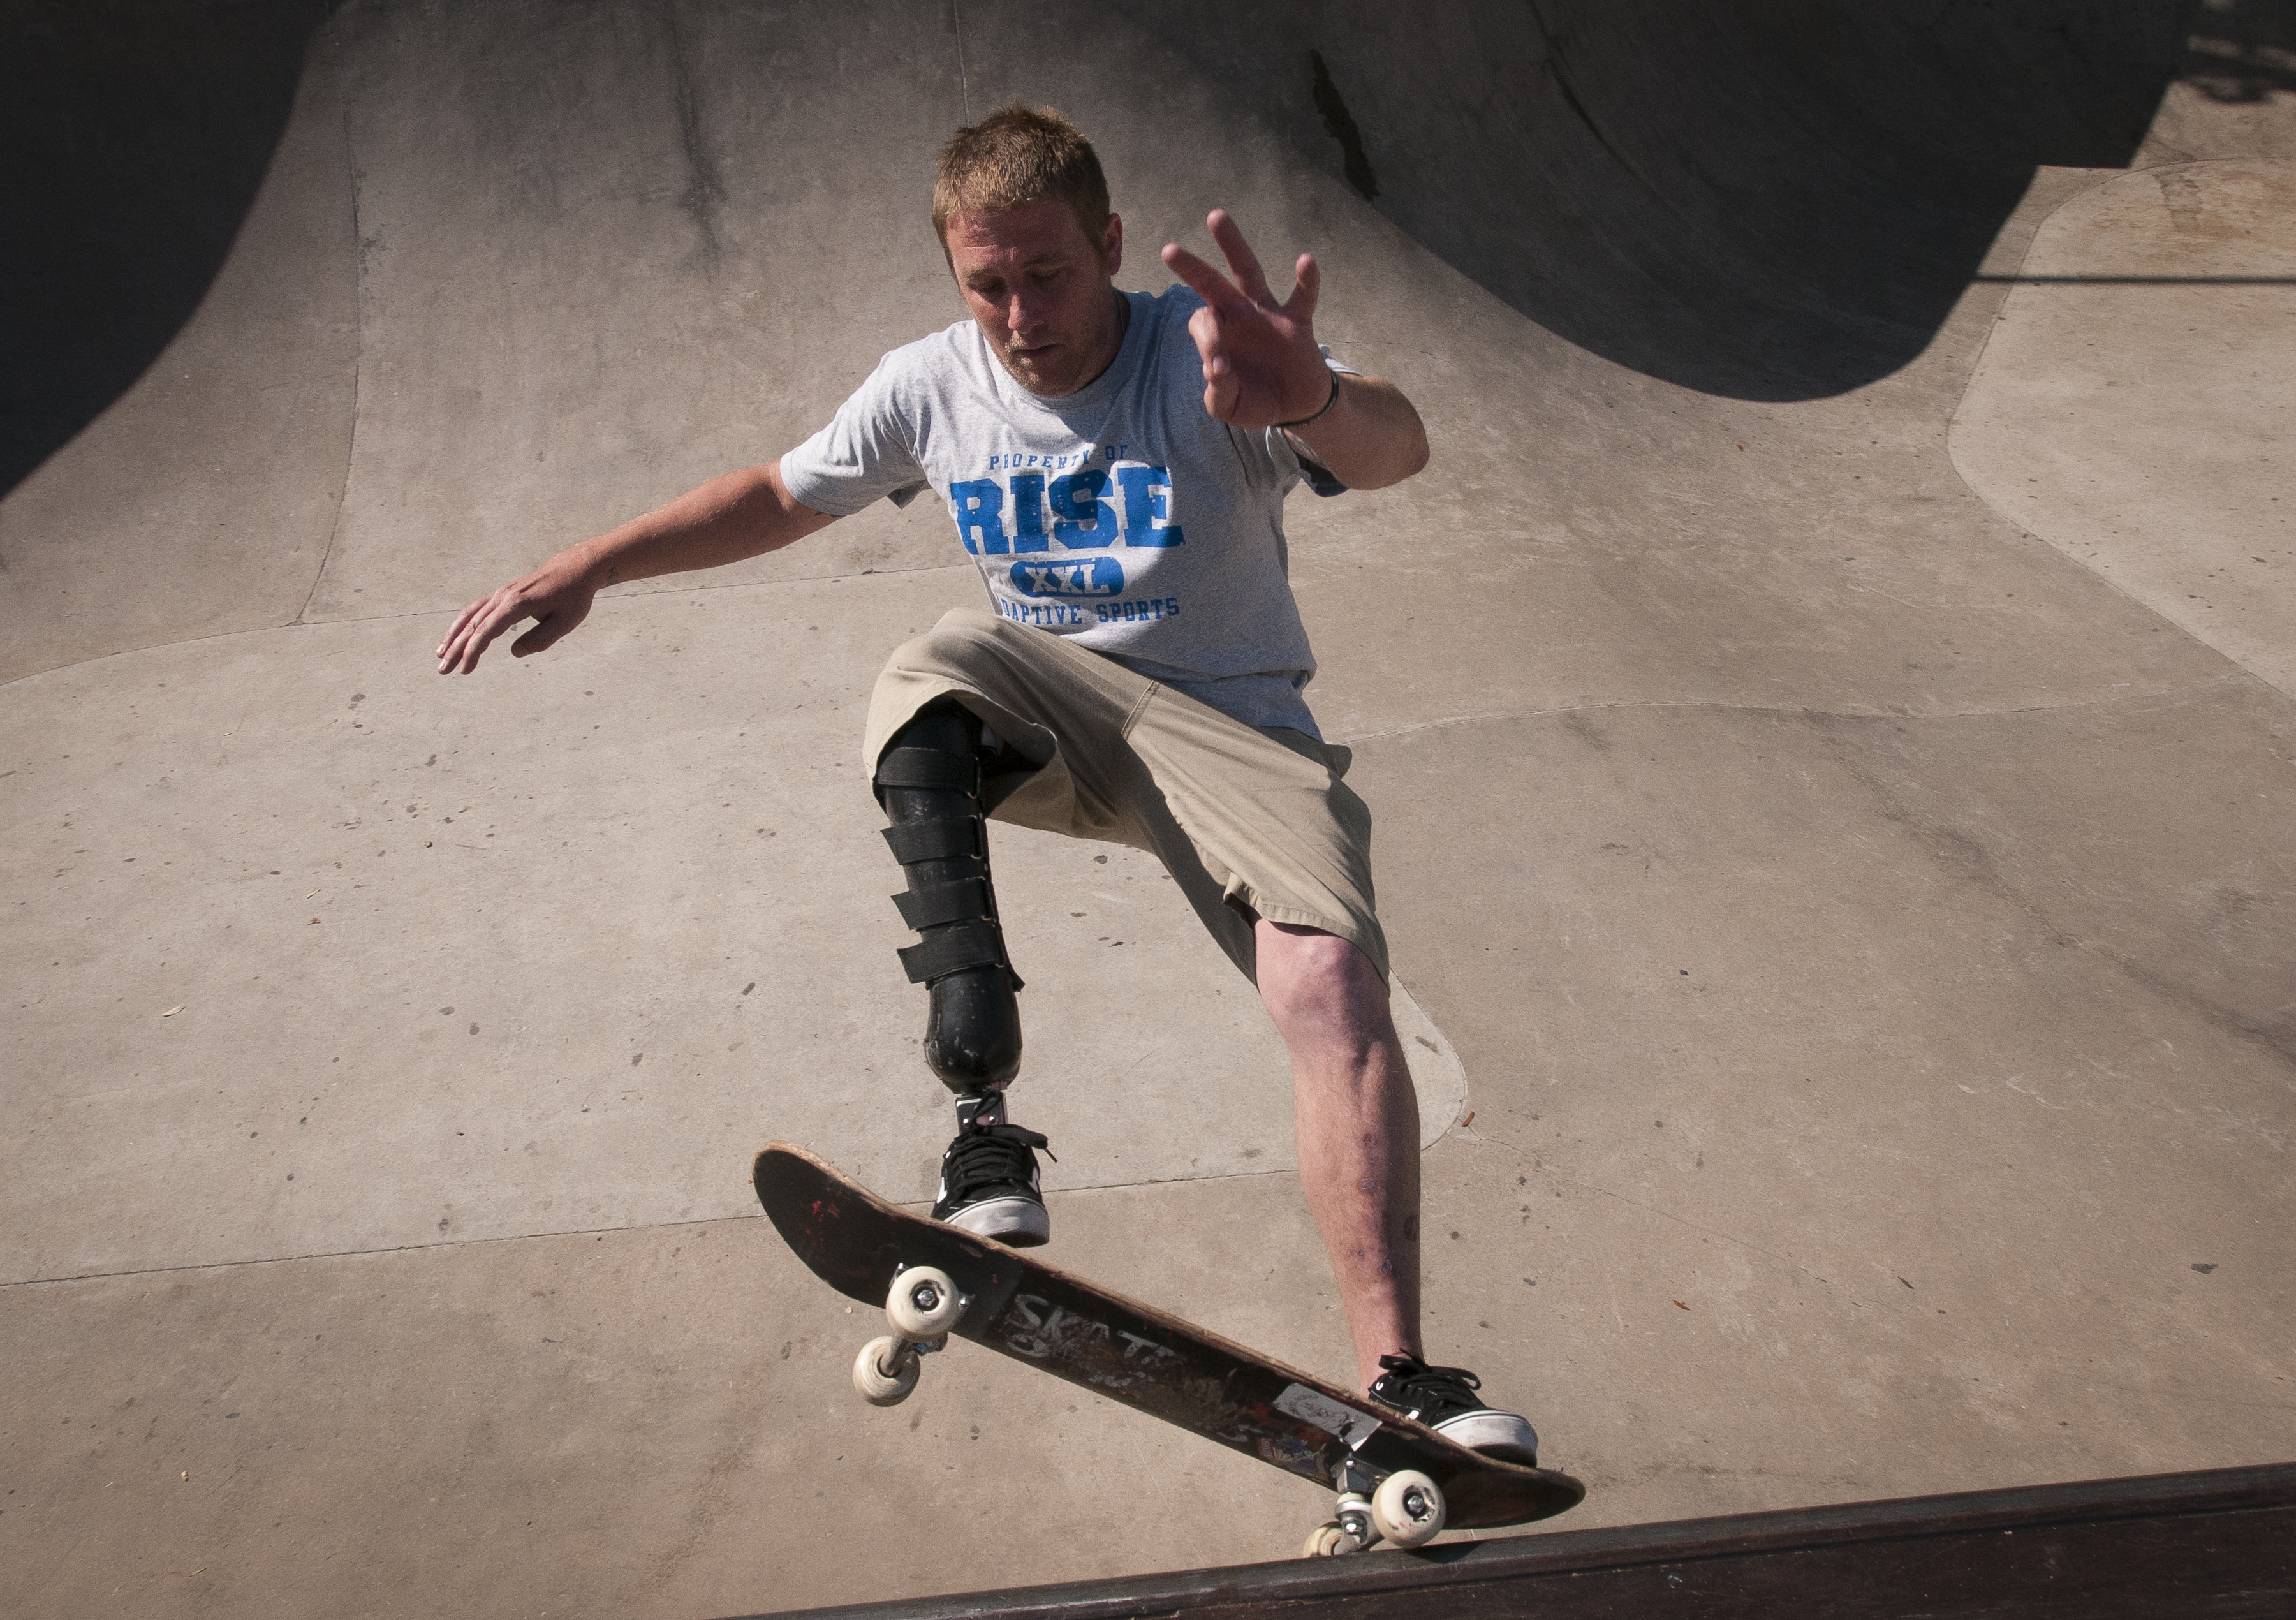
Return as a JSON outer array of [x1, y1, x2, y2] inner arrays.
[[1303, 1455, 1446, 1556], [851, 1263, 969, 1407]]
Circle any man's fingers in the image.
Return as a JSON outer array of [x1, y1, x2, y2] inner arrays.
[[436, 596, 496, 672], [1287, 252, 1320, 323], [1188, 304, 1230, 384], [1166, 212, 1279, 309], [439, 596, 487, 654], [1205, 209, 1273, 304], [1159, 241, 1250, 314], [1188, 305, 1237, 420], [439, 591, 528, 674], [1200, 369, 1237, 423]]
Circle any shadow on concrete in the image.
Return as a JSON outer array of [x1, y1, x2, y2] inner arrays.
[[0, 0, 328, 500], [2184, 0, 2296, 104], [1161, 0, 2204, 401]]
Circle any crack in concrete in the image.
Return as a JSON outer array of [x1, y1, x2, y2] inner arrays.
[[0, 1170, 1319, 1289], [0, 563, 985, 688], [294, 13, 360, 631], [656, 0, 726, 271], [1524, 1, 1650, 196], [0, 1212, 746, 1290], [948, 0, 971, 124], [1332, 678, 2248, 743]]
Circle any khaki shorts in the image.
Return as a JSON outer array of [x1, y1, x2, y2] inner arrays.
[[863, 608, 1387, 984]]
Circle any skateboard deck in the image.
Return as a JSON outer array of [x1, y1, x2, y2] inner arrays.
[[755, 1142, 1585, 1535]]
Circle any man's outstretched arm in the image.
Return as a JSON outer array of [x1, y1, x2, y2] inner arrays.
[[435, 459, 836, 674], [1160, 209, 1429, 491]]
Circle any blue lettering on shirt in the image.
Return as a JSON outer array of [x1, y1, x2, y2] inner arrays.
[[1093, 596, 1181, 622], [1114, 464, 1184, 547], [949, 478, 1006, 554], [1049, 468, 1115, 547], [950, 462, 1181, 557], [1010, 556, 1126, 598], [1009, 472, 1049, 553]]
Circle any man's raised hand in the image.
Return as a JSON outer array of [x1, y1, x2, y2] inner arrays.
[[434, 547, 598, 675], [1161, 210, 1332, 430]]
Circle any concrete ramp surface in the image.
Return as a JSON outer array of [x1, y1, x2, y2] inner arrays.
[[3, 3, 2292, 1616]]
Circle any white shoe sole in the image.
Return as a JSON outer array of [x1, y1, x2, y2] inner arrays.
[[1433, 1409, 1540, 1466], [941, 1195, 1050, 1247]]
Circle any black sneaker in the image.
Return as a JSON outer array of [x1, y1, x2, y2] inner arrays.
[[931, 1099, 1050, 1247], [1369, 1354, 1540, 1466]]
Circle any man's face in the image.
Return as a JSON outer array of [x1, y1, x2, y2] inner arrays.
[[945, 198, 1125, 397]]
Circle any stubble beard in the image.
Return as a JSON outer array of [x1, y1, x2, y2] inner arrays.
[[999, 288, 1123, 399], [1001, 346, 1063, 396]]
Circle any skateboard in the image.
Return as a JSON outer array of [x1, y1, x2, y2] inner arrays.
[[754, 1142, 1586, 1555]]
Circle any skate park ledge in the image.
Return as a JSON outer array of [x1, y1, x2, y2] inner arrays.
[[728, 1461, 2296, 1620]]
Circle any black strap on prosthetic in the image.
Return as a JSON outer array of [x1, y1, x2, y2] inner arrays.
[[894, 877, 991, 931], [876, 748, 982, 795], [878, 737, 1020, 991], [898, 921, 1006, 983], [881, 818, 982, 864]]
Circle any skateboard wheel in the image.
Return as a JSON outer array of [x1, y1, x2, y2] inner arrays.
[[1301, 1521, 1362, 1558], [853, 1336, 920, 1406], [1371, 1469, 1445, 1548], [886, 1265, 963, 1339]]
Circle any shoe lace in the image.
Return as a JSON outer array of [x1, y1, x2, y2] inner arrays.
[[943, 1121, 1052, 1197], [1374, 1354, 1483, 1417]]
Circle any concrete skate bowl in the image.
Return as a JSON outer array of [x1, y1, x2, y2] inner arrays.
[[1, 0, 2232, 527], [6, 4, 2295, 1609]]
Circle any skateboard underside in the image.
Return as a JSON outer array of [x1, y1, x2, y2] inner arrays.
[[755, 1143, 1584, 1531]]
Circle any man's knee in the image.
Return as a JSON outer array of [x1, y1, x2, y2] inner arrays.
[[884, 609, 1007, 689], [1256, 922, 1386, 1040]]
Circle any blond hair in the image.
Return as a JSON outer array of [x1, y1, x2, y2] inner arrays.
[[932, 104, 1110, 257]]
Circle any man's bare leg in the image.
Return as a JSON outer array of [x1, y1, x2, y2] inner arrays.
[[1255, 920, 1543, 1462], [1253, 918, 1422, 1394]]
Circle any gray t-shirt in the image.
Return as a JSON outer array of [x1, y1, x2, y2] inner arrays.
[[779, 285, 1350, 736]]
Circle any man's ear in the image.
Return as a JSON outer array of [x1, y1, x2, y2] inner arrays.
[[1100, 212, 1123, 279]]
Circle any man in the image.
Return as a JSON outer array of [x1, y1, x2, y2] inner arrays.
[[436, 106, 1536, 1462]]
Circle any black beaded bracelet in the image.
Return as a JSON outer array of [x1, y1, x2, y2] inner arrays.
[[1274, 372, 1341, 430]]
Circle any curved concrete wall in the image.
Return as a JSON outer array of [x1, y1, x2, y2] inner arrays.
[[0, 1, 2211, 679]]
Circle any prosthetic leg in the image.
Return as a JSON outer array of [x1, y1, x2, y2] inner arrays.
[[876, 702, 1050, 1245]]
